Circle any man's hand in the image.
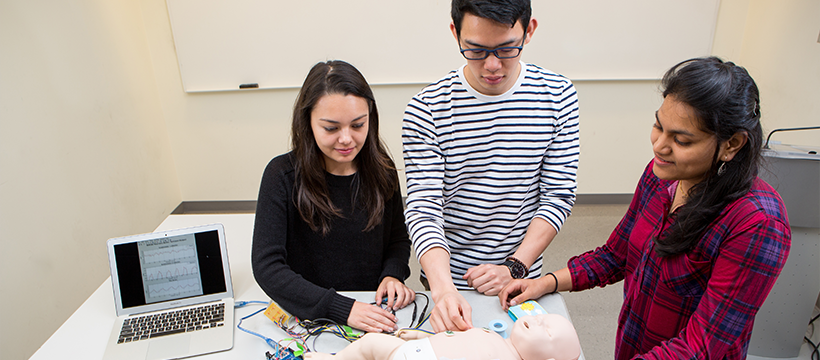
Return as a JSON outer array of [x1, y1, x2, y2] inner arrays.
[[417, 247, 473, 332], [463, 264, 513, 296], [429, 290, 473, 332], [347, 301, 398, 333]]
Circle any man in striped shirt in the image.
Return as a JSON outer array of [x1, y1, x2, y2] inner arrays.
[[403, 0, 580, 332]]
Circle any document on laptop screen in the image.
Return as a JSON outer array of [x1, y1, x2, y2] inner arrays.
[[112, 228, 228, 311], [137, 234, 204, 304]]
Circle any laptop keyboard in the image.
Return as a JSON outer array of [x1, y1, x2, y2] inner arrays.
[[117, 302, 226, 344]]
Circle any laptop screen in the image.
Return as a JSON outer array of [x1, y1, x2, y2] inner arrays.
[[107, 224, 232, 316]]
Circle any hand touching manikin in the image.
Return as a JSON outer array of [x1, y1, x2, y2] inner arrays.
[[305, 313, 580, 360]]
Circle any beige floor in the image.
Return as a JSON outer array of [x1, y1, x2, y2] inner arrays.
[[406, 203, 820, 360]]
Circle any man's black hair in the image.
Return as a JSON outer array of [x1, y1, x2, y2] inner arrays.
[[451, 0, 532, 37]]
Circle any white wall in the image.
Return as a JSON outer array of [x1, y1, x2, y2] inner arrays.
[[1, 0, 817, 358], [143, 0, 818, 202], [141, 0, 424, 200], [141, 0, 666, 199], [738, 0, 820, 146], [0, 1, 181, 359]]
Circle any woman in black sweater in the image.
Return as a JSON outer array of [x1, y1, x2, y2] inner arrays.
[[251, 60, 413, 333]]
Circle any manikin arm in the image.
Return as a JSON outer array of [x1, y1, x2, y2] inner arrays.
[[395, 328, 435, 340], [303, 333, 405, 360]]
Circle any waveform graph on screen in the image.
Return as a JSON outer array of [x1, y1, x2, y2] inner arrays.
[[146, 263, 200, 281], [143, 244, 197, 263], [148, 278, 201, 298], [139, 239, 205, 303]]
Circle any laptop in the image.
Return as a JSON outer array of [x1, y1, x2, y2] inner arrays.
[[103, 223, 235, 360]]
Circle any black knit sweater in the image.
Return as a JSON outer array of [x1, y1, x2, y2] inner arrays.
[[251, 152, 411, 324]]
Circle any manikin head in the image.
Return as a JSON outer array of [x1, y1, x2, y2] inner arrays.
[[508, 314, 580, 360]]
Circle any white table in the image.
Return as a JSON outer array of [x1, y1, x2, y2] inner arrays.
[[31, 214, 583, 359]]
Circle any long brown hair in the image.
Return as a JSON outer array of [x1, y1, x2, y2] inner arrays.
[[654, 57, 762, 256], [290, 60, 399, 235]]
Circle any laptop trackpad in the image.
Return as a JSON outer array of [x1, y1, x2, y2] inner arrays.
[[146, 335, 190, 360]]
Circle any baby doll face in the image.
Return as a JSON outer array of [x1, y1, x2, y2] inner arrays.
[[509, 314, 580, 360]]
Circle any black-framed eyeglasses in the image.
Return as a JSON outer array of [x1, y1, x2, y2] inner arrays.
[[458, 36, 526, 60]]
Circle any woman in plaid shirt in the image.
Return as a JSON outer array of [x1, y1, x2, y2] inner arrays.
[[499, 57, 791, 360]]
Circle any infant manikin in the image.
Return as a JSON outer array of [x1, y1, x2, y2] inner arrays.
[[304, 313, 580, 360]]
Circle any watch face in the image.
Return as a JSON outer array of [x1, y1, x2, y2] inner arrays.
[[504, 260, 526, 279], [513, 264, 525, 279]]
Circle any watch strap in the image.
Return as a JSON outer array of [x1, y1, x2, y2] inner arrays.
[[502, 256, 529, 279]]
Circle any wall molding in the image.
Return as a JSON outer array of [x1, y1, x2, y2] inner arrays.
[[171, 194, 632, 214], [171, 200, 257, 214], [574, 193, 633, 205]]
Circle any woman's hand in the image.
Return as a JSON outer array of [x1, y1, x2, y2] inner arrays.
[[347, 301, 398, 333], [498, 277, 550, 311], [375, 276, 415, 311]]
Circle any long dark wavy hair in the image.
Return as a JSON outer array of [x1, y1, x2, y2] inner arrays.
[[654, 57, 763, 257], [290, 60, 399, 235]]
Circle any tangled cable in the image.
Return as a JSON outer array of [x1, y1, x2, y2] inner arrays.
[[238, 293, 433, 359]]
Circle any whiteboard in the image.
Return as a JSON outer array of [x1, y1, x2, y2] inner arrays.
[[166, 0, 720, 92]]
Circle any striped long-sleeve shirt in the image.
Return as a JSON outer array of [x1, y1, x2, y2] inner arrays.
[[403, 62, 580, 288]]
